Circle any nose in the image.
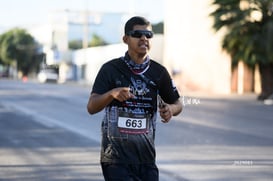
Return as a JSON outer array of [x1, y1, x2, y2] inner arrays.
[[140, 34, 147, 39]]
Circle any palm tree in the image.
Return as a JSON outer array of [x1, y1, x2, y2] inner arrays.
[[210, 0, 273, 100]]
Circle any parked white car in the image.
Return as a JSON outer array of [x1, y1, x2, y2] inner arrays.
[[37, 69, 58, 83]]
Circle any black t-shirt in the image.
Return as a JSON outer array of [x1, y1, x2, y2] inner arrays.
[[91, 57, 180, 164]]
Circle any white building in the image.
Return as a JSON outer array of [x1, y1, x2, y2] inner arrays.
[[163, 0, 231, 94], [28, 10, 132, 82]]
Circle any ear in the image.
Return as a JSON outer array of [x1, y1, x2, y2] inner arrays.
[[123, 35, 128, 44]]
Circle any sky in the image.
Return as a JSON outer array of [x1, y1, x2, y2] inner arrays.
[[0, 0, 164, 29]]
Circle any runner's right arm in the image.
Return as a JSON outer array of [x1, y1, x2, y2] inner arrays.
[[87, 87, 134, 114]]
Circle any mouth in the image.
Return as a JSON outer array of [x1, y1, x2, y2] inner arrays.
[[139, 43, 148, 49]]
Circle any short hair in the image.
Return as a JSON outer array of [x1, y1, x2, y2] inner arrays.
[[124, 16, 151, 34]]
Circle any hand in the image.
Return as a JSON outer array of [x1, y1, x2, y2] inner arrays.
[[110, 87, 135, 102], [159, 104, 172, 123]]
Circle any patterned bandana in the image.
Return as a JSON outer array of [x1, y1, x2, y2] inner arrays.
[[122, 52, 150, 75]]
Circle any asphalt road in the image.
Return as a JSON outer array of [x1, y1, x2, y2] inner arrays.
[[1, 79, 273, 181], [0, 103, 102, 181]]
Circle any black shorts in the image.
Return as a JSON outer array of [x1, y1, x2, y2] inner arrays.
[[101, 162, 159, 181]]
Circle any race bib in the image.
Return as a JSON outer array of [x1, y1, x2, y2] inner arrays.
[[118, 112, 149, 134]]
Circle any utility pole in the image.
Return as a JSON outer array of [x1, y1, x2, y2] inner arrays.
[[83, 0, 89, 49]]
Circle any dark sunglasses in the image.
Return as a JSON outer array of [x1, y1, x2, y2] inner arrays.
[[126, 30, 154, 39]]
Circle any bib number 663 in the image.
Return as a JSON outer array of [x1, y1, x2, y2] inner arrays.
[[118, 117, 147, 130], [126, 119, 142, 128]]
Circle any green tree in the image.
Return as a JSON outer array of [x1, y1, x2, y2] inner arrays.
[[69, 34, 108, 49], [152, 22, 164, 34], [0, 28, 42, 76], [89, 33, 108, 47], [69, 39, 83, 50], [210, 0, 273, 100]]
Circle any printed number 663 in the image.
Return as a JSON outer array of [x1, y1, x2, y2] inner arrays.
[[126, 119, 142, 128]]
